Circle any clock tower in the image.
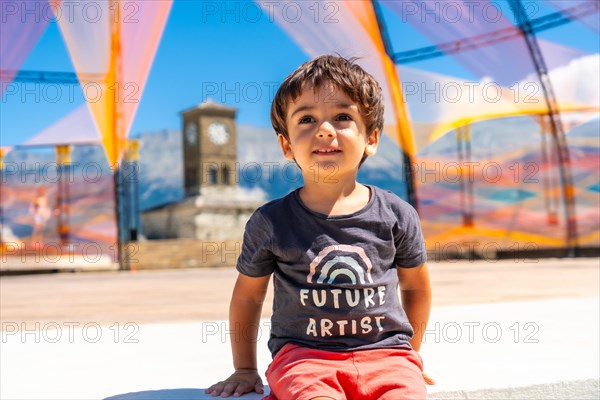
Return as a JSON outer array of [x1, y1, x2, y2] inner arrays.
[[142, 98, 265, 242], [181, 99, 237, 196]]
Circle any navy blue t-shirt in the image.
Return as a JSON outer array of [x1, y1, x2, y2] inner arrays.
[[236, 185, 427, 357]]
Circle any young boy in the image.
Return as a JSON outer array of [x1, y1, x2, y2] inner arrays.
[[206, 55, 432, 399]]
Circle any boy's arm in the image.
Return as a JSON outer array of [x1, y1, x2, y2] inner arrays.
[[230, 273, 271, 370], [397, 263, 431, 352], [397, 263, 434, 384], [206, 272, 270, 397]]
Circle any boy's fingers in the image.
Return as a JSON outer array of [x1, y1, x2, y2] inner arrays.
[[422, 371, 435, 385], [208, 382, 224, 396], [220, 381, 239, 397], [232, 381, 252, 397], [255, 380, 265, 394], [205, 382, 221, 393]]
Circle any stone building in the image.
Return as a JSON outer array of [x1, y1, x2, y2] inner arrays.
[[142, 100, 264, 241]]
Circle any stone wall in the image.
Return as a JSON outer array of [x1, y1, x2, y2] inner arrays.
[[131, 238, 242, 270], [142, 187, 264, 241]]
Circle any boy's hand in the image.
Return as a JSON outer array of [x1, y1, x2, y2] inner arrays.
[[422, 371, 435, 385], [205, 369, 264, 398]]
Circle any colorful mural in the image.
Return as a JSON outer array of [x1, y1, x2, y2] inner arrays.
[[1, 0, 598, 264], [266, 0, 599, 255]]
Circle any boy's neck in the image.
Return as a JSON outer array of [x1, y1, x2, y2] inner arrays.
[[299, 178, 371, 216]]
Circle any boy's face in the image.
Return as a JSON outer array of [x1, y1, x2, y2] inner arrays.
[[278, 83, 379, 180]]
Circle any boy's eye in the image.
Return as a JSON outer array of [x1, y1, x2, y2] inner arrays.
[[299, 116, 315, 124], [337, 114, 352, 121]]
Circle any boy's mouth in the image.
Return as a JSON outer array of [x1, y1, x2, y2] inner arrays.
[[313, 148, 341, 154]]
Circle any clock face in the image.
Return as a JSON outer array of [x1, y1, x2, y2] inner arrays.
[[185, 122, 197, 144], [208, 122, 230, 145]]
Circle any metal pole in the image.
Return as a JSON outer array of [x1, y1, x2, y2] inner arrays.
[[464, 124, 474, 227], [509, 0, 579, 256], [371, 0, 418, 208], [456, 125, 474, 227], [114, 165, 128, 270], [0, 148, 4, 243], [55, 145, 71, 246], [127, 140, 140, 242], [109, 0, 127, 270]]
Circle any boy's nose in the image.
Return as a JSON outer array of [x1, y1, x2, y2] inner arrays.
[[317, 122, 336, 138]]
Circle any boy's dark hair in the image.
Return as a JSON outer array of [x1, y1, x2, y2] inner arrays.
[[271, 55, 384, 141]]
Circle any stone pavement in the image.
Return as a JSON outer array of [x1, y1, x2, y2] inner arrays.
[[1, 258, 599, 399]]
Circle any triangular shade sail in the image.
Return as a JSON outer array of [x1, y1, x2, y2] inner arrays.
[[56, 0, 172, 165], [0, 0, 50, 91]]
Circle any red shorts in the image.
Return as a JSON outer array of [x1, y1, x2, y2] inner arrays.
[[263, 343, 426, 400]]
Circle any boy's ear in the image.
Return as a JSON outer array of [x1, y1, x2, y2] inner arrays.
[[278, 133, 295, 160], [364, 129, 379, 156]]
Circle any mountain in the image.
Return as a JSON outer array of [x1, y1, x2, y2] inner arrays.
[[135, 129, 185, 210], [135, 125, 411, 207], [4, 117, 597, 213]]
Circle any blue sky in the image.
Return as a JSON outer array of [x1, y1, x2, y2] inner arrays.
[[1, 0, 598, 147]]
